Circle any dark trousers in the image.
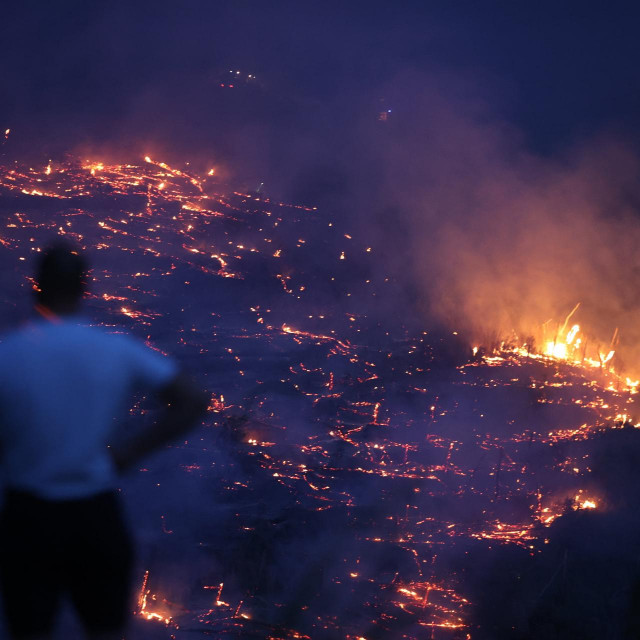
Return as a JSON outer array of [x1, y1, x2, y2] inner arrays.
[[0, 489, 133, 639]]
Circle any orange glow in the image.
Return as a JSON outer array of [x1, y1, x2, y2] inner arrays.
[[2, 154, 637, 638], [137, 571, 172, 626]]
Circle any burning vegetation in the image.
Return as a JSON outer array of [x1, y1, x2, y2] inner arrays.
[[1, 156, 640, 639]]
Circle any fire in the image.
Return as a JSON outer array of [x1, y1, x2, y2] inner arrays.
[[137, 571, 172, 626], [572, 489, 598, 510], [489, 308, 638, 393], [545, 323, 581, 360], [208, 393, 228, 412], [86, 162, 104, 176], [1, 153, 637, 638], [566, 323, 580, 344]]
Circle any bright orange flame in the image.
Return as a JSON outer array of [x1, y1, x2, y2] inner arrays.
[[545, 324, 580, 360], [566, 324, 579, 344], [137, 570, 172, 626], [602, 350, 615, 364]]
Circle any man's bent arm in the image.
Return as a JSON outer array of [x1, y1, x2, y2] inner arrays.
[[111, 374, 209, 472]]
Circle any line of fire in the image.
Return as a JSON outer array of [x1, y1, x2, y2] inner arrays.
[[1, 154, 639, 639]]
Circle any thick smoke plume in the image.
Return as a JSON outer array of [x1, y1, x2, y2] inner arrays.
[[312, 72, 640, 375]]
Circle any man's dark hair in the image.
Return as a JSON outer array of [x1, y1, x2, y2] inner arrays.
[[36, 242, 87, 307]]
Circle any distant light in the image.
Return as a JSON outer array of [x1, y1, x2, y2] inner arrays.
[[388, 109, 392, 113]]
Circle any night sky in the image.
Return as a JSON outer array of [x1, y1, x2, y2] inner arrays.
[[2, 1, 640, 168]]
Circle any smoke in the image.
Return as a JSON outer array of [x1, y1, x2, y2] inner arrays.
[[286, 70, 640, 374], [54, 60, 640, 374], [8, 3, 640, 377]]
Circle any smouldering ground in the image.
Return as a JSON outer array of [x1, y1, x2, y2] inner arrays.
[[0, 158, 637, 639]]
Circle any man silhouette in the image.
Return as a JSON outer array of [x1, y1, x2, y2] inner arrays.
[[0, 242, 208, 639]]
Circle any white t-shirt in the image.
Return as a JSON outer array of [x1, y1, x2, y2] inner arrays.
[[0, 315, 177, 500]]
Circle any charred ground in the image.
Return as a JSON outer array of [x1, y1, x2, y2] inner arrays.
[[0, 158, 638, 639]]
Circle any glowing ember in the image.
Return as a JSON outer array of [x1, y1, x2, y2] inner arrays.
[[137, 571, 172, 626]]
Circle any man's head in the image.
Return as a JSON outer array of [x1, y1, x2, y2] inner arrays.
[[35, 242, 88, 313]]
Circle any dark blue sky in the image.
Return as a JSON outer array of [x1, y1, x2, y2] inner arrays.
[[2, 1, 639, 164]]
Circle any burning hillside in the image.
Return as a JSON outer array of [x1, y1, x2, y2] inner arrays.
[[0, 157, 639, 639]]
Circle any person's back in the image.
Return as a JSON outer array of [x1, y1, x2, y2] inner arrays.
[[0, 318, 176, 499], [0, 242, 208, 640]]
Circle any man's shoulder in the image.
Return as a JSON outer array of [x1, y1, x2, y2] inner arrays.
[[0, 320, 137, 350], [80, 326, 172, 366], [0, 322, 38, 350], [73, 323, 145, 352]]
